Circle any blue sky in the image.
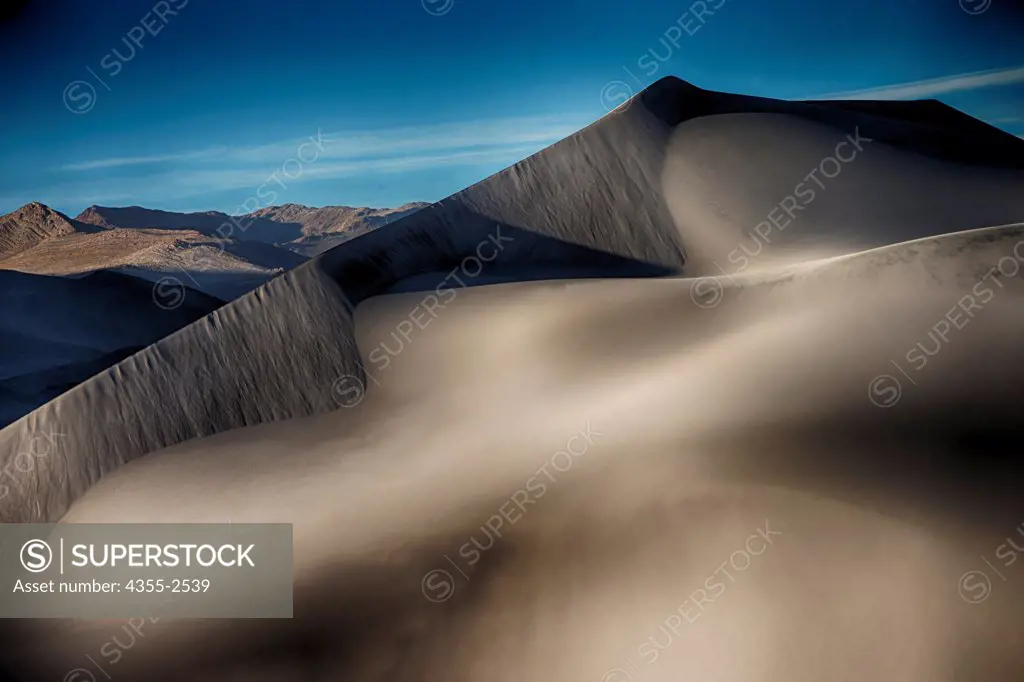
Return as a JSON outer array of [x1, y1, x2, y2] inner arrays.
[[0, 0, 1022, 216]]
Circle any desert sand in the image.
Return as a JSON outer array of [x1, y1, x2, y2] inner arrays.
[[0, 269, 221, 428], [1, 76, 1023, 680]]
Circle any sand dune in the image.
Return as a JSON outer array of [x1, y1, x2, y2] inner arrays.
[[2, 76, 1024, 680], [12, 220, 1024, 681], [0, 269, 221, 428], [661, 113, 1024, 273], [2, 76, 1022, 524]]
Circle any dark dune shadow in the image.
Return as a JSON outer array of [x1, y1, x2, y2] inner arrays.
[[319, 209, 680, 302]]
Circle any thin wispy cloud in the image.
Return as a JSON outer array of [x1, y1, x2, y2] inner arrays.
[[169, 145, 545, 193], [58, 147, 228, 171], [31, 113, 585, 209], [234, 117, 583, 164], [812, 65, 1024, 100], [58, 115, 587, 175], [34, 113, 586, 212]]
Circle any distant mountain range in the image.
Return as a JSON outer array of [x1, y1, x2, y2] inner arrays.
[[0, 202, 103, 259], [0, 199, 427, 427], [0, 200, 428, 298], [75, 202, 428, 256]]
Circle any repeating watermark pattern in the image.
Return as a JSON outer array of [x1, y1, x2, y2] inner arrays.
[[960, 0, 992, 14], [600, 80, 637, 115], [422, 0, 455, 15], [332, 227, 515, 409], [635, 0, 729, 76], [868, 238, 1024, 408], [601, 520, 782, 681], [0, 430, 66, 505], [151, 275, 188, 311], [151, 246, 220, 311], [332, 374, 368, 409], [420, 422, 605, 603], [62, 0, 190, 114], [958, 521, 1024, 604], [600, 0, 729, 114], [63, 613, 166, 682], [690, 128, 873, 309], [867, 374, 902, 409]]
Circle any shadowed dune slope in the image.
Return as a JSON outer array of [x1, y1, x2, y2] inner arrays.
[[1, 76, 1024, 523], [0, 270, 223, 429]]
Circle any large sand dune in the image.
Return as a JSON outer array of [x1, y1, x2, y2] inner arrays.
[[8, 221, 1024, 681], [2, 76, 1022, 524], [2, 76, 1024, 680], [0, 269, 222, 428]]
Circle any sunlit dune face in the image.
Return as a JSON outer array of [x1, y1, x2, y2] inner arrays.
[[661, 113, 1024, 274], [20, 220, 1024, 680]]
